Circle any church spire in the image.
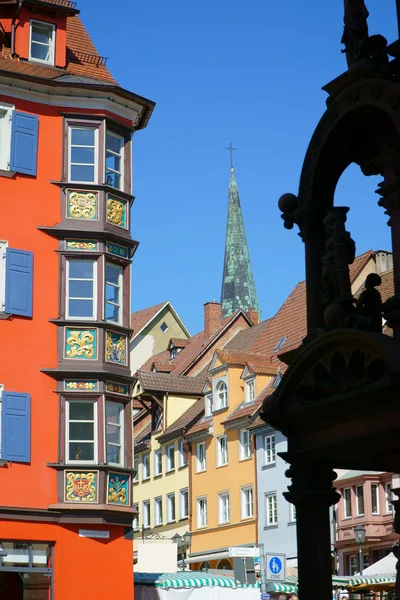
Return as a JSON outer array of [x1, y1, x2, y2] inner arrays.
[[220, 154, 260, 320]]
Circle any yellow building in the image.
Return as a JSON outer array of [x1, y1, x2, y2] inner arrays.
[[185, 347, 276, 569], [132, 371, 204, 566]]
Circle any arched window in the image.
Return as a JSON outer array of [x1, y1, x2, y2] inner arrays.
[[217, 558, 232, 570], [215, 380, 228, 410], [200, 561, 211, 571]]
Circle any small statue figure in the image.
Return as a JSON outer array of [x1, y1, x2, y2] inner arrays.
[[321, 208, 355, 308], [341, 0, 370, 67], [354, 273, 382, 332]]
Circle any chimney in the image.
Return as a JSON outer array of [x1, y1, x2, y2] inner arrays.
[[247, 308, 259, 325], [204, 301, 222, 340], [375, 250, 393, 274]]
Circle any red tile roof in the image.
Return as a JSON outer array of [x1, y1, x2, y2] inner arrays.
[[185, 416, 213, 438], [224, 319, 271, 352], [0, 14, 117, 84], [137, 372, 205, 395], [130, 302, 167, 336], [169, 338, 190, 349], [214, 349, 277, 374]]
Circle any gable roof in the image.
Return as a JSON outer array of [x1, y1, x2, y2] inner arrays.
[[224, 319, 271, 352], [130, 301, 190, 340], [210, 349, 277, 374], [136, 371, 205, 396]]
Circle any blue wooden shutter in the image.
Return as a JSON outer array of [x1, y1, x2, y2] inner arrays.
[[1, 392, 31, 462], [5, 248, 34, 317], [10, 112, 38, 175]]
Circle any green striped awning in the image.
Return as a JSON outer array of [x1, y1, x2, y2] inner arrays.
[[266, 582, 297, 593], [134, 572, 256, 589], [349, 576, 396, 587]]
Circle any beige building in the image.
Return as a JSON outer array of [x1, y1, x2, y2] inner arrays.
[[130, 301, 190, 372]]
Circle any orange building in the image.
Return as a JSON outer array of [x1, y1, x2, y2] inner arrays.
[[0, 1, 154, 598]]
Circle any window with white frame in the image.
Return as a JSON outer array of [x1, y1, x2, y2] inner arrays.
[[105, 263, 123, 324], [356, 485, 364, 517], [239, 429, 252, 460], [241, 486, 254, 519], [133, 503, 139, 530], [105, 131, 124, 190], [105, 401, 124, 465], [371, 483, 380, 514], [30, 20, 55, 65], [154, 449, 162, 476], [66, 259, 97, 320], [343, 488, 352, 518], [265, 493, 278, 526], [214, 380, 228, 410], [178, 439, 188, 467], [180, 488, 189, 519], [68, 126, 98, 184], [218, 491, 230, 524], [167, 493, 176, 522], [216, 435, 229, 467], [133, 457, 139, 483], [142, 500, 150, 528], [264, 434, 276, 465], [244, 378, 256, 403], [154, 497, 163, 526], [166, 444, 175, 472], [196, 442, 206, 472], [66, 400, 97, 463], [205, 393, 212, 417], [197, 497, 208, 528], [0, 106, 13, 172], [142, 453, 150, 480], [385, 482, 393, 513]]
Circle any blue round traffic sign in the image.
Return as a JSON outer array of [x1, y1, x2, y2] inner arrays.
[[269, 556, 282, 574]]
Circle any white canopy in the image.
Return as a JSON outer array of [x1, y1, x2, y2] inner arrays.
[[361, 553, 397, 576]]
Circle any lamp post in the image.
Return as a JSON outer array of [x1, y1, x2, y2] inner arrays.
[[354, 524, 366, 575], [172, 531, 192, 571]]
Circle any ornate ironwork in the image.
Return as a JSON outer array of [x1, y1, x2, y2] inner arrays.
[[141, 526, 171, 541]]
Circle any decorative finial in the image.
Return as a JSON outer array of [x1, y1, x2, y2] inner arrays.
[[224, 142, 237, 171]]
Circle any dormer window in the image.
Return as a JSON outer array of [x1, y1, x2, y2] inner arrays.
[[244, 377, 256, 403], [213, 379, 228, 411], [30, 21, 55, 66]]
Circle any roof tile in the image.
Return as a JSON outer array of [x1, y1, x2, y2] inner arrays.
[[137, 372, 205, 395], [130, 302, 167, 336], [157, 398, 205, 442]]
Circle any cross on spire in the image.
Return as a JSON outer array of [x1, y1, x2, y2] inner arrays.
[[224, 142, 237, 171]]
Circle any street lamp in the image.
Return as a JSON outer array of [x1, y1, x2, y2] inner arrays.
[[354, 524, 366, 575], [172, 531, 192, 571]]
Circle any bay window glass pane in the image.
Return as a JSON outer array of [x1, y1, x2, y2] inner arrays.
[[106, 131, 123, 189], [105, 263, 122, 323], [106, 402, 123, 464], [71, 147, 95, 164], [32, 26, 50, 45], [70, 422, 93, 440], [69, 442, 93, 461], [71, 165, 95, 183], [71, 128, 95, 146], [69, 402, 94, 420]]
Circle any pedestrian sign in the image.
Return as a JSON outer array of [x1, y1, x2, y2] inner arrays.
[[265, 553, 286, 582]]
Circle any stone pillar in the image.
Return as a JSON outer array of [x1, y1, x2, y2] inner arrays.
[[284, 461, 340, 600]]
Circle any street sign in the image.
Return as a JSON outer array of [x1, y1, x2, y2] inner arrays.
[[265, 553, 286, 582], [229, 546, 260, 558]]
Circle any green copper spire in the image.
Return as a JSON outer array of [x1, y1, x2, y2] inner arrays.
[[221, 167, 260, 319]]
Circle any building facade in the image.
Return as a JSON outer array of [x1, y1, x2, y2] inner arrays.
[[335, 471, 396, 575], [130, 301, 190, 372], [0, 1, 153, 597], [185, 348, 275, 569]]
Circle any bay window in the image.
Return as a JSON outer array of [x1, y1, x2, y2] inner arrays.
[[66, 400, 97, 463], [66, 259, 97, 320], [105, 401, 124, 465], [67, 122, 127, 190], [105, 263, 123, 324]]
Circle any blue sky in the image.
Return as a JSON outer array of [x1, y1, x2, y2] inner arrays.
[[86, 0, 397, 334]]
